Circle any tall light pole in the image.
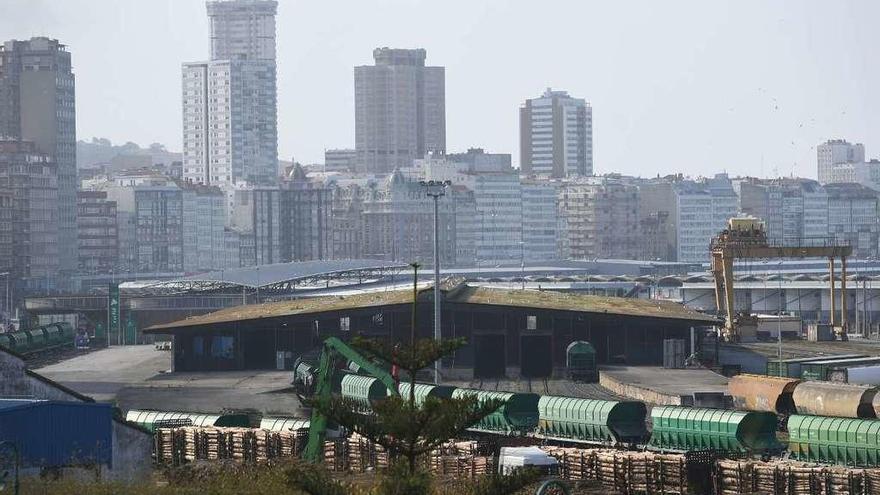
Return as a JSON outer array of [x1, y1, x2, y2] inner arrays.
[[420, 180, 450, 384], [0, 272, 9, 323], [0, 272, 12, 320], [777, 261, 783, 373]]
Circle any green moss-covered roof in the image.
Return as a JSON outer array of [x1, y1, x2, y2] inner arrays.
[[145, 284, 718, 333]]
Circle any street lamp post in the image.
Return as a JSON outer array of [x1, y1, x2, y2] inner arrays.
[[420, 180, 450, 384]]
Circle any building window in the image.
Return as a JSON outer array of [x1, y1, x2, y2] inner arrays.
[[340, 316, 351, 332], [527, 315, 537, 330]]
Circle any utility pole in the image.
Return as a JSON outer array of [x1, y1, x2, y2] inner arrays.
[[520, 241, 525, 290], [420, 180, 450, 384]]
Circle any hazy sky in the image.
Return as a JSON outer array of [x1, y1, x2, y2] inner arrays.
[[3, 0, 878, 178]]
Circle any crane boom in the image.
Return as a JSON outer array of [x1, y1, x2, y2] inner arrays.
[[711, 217, 852, 341], [302, 337, 399, 462]]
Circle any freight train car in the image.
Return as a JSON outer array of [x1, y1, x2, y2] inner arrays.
[[451, 389, 540, 435], [765, 354, 866, 378], [788, 415, 880, 467], [648, 406, 781, 454], [535, 396, 647, 446], [125, 410, 251, 433]]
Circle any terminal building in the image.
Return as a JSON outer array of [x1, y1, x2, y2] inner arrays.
[[145, 279, 718, 378]]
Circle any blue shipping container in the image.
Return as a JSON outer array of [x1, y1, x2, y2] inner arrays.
[[0, 400, 113, 468]]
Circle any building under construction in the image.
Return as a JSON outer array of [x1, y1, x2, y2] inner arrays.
[[145, 280, 718, 377]]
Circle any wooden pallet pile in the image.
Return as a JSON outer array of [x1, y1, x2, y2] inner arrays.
[[543, 447, 687, 495], [716, 459, 874, 495]]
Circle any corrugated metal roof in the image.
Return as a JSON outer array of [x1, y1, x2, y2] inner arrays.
[[151, 259, 407, 290], [146, 283, 718, 333]]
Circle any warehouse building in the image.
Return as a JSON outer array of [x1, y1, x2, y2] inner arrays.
[[0, 346, 152, 481], [145, 280, 718, 378]]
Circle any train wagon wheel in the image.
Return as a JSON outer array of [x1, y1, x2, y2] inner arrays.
[[535, 479, 570, 495]]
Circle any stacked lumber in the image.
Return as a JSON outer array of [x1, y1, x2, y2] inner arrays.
[[426, 440, 493, 479], [202, 427, 222, 460], [716, 460, 754, 494], [154, 428, 181, 465], [817, 466, 864, 495], [542, 446, 595, 480], [323, 438, 348, 472], [153, 426, 306, 465], [648, 453, 687, 495], [541, 447, 686, 495], [346, 434, 388, 472], [717, 459, 874, 495]]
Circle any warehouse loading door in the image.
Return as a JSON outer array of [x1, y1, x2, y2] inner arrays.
[[520, 335, 552, 378], [474, 334, 505, 378]]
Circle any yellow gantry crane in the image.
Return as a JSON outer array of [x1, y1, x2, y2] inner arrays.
[[710, 218, 853, 342]]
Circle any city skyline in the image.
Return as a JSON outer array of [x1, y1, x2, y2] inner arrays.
[[3, 0, 879, 179]]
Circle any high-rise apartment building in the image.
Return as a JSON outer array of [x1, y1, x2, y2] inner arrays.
[[817, 139, 864, 184], [134, 181, 229, 273], [0, 38, 77, 276], [76, 191, 118, 274], [739, 178, 829, 246], [418, 155, 523, 265], [324, 149, 357, 172], [520, 88, 593, 178], [637, 178, 678, 262], [207, 0, 278, 61], [182, 60, 277, 186], [183, 0, 278, 187], [280, 165, 332, 261], [355, 48, 446, 173], [0, 140, 59, 291], [673, 174, 738, 263], [521, 179, 559, 262], [825, 183, 879, 258], [557, 178, 639, 260]]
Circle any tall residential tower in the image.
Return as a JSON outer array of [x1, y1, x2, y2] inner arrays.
[[520, 88, 592, 178], [183, 0, 278, 187], [207, 0, 278, 60], [0, 38, 77, 277], [355, 48, 446, 173], [817, 139, 865, 184]]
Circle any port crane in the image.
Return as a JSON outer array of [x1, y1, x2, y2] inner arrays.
[[301, 337, 399, 463], [711, 218, 852, 342]]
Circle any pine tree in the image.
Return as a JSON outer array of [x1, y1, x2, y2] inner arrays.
[[288, 263, 542, 494]]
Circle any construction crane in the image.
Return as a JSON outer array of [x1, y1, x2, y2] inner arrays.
[[711, 217, 853, 342], [302, 337, 399, 463]]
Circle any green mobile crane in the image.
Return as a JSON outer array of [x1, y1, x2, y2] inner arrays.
[[301, 337, 399, 462]]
